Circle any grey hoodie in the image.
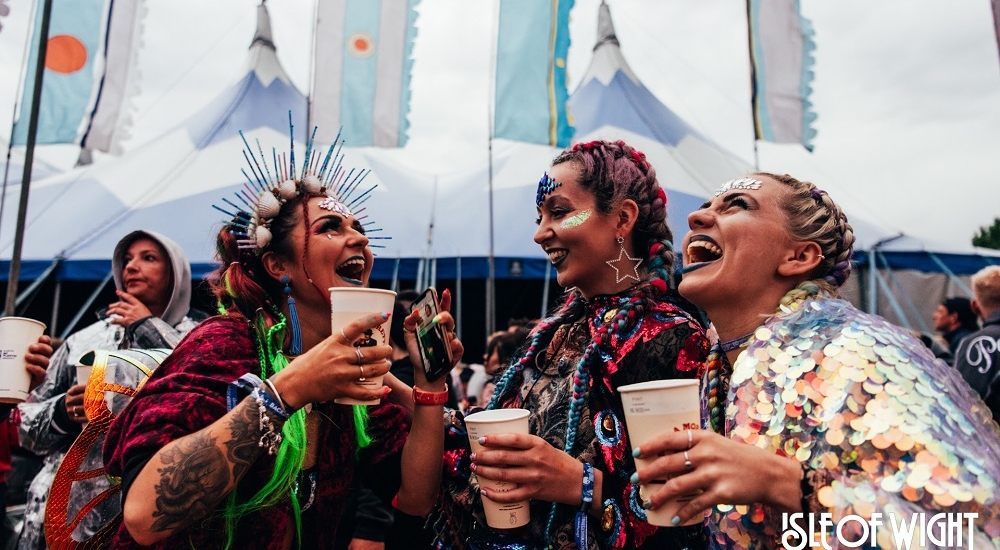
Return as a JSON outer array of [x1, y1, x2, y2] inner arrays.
[[111, 229, 192, 327], [15, 230, 199, 550]]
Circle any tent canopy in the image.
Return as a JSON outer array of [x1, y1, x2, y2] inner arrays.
[[2, 2, 997, 286]]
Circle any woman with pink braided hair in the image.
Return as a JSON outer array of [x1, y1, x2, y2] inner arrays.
[[434, 140, 711, 549], [633, 173, 1000, 549]]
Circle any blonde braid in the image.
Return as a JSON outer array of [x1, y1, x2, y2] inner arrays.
[[757, 173, 855, 294]]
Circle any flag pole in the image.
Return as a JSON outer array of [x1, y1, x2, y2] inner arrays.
[[0, 0, 45, 246], [5, 0, 55, 316], [745, 0, 761, 171], [485, 0, 500, 336]]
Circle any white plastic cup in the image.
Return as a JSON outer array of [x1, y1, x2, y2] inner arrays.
[[0, 317, 46, 404], [329, 287, 396, 405], [619, 379, 701, 526], [76, 364, 94, 386], [464, 408, 531, 529]]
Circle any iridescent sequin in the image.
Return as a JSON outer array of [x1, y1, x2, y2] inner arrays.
[[709, 293, 1000, 549]]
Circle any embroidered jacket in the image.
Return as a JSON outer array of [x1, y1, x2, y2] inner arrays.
[[438, 289, 710, 550]]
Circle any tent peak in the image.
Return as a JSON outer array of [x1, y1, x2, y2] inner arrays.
[[576, 2, 636, 88], [594, 2, 620, 52], [250, 2, 276, 52]]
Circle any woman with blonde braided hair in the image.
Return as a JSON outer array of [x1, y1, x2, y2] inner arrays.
[[633, 173, 1000, 549], [435, 140, 711, 550]]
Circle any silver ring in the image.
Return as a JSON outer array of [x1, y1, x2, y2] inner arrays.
[[683, 450, 693, 471], [340, 328, 351, 345], [358, 365, 366, 382], [76, 406, 82, 416], [355, 348, 364, 365], [687, 429, 693, 449]]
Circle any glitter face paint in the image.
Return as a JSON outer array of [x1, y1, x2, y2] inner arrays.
[[713, 177, 762, 196], [561, 208, 592, 230], [317, 196, 352, 218]]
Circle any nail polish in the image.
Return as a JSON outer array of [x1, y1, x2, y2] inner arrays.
[[671, 516, 681, 526], [632, 447, 641, 458], [630, 473, 639, 484]]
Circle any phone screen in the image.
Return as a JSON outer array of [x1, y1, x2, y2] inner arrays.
[[412, 288, 452, 382]]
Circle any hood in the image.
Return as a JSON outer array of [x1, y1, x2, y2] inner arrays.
[[111, 230, 192, 327]]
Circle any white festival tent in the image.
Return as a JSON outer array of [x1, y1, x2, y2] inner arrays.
[[1, 2, 997, 333]]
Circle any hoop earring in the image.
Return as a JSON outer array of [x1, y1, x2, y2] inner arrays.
[[281, 275, 303, 354], [606, 236, 641, 283]]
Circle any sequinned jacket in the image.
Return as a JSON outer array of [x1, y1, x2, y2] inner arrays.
[[708, 295, 1000, 550], [438, 289, 710, 550]]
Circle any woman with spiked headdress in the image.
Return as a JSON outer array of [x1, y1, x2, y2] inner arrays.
[[104, 122, 463, 549], [631, 173, 1000, 549], [435, 140, 711, 549]]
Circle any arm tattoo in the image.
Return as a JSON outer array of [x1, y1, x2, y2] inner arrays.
[[226, 399, 262, 480], [150, 431, 230, 533]]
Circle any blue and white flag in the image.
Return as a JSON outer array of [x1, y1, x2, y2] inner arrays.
[[310, 0, 420, 148], [13, 0, 108, 146], [493, 0, 574, 148], [748, 0, 818, 150]]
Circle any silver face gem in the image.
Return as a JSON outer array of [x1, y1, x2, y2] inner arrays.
[[714, 177, 763, 196]]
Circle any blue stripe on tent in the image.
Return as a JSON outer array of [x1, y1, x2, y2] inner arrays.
[[185, 72, 307, 149], [570, 71, 697, 147]]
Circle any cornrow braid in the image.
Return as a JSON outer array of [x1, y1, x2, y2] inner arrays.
[[758, 172, 856, 294]]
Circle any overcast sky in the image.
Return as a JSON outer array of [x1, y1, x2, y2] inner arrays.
[[1, 0, 998, 250]]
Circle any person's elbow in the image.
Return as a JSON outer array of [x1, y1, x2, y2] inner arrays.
[[394, 488, 439, 516], [122, 496, 168, 546]]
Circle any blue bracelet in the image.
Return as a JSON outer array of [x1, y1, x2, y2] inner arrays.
[[227, 372, 264, 411], [575, 462, 595, 548], [580, 462, 595, 510]]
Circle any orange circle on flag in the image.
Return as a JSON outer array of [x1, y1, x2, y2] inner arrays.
[[45, 34, 88, 73], [347, 32, 375, 58]]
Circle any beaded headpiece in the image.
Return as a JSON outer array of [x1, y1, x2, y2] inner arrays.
[[213, 112, 385, 255], [714, 176, 762, 196]]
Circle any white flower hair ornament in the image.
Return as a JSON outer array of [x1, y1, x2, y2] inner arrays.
[[213, 112, 387, 256]]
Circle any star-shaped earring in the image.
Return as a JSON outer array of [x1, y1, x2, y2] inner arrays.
[[606, 237, 641, 283]]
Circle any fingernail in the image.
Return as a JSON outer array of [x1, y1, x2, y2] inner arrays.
[[383, 387, 392, 396], [469, 452, 476, 462], [642, 501, 653, 510], [632, 447, 641, 458], [383, 312, 391, 319], [470, 463, 477, 472], [630, 473, 639, 484], [478, 436, 487, 445], [671, 516, 680, 526]]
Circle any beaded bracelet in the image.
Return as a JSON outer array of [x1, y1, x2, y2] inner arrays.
[[574, 462, 595, 548]]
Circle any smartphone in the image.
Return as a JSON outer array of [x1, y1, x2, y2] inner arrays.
[[411, 287, 453, 382]]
